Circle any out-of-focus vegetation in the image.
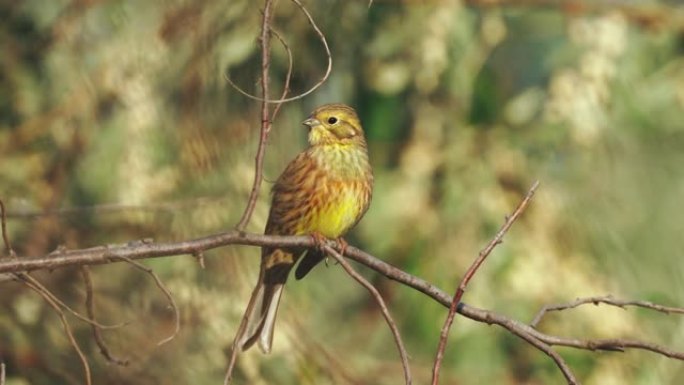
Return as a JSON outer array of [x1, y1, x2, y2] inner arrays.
[[1, 0, 684, 384]]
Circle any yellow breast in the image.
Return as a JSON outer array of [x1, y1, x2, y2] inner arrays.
[[297, 180, 367, 238]]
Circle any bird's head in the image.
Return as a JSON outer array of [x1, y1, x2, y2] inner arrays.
[[303, 104, 365, 147]]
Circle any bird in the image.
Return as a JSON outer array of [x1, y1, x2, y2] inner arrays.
[[236, 103, 373, 354]]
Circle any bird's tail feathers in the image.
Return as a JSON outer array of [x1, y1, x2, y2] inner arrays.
[[237, 282, 284, 354]]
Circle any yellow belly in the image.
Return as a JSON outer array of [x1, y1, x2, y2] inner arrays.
[[297, 185, 363, 238]]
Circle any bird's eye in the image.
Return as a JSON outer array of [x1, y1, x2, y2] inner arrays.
[[327, 117, 338, 124]]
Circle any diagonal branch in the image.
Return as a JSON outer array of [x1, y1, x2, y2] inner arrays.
[[323, 245, 412, 385], [430, 180, 540, 385], [19, 274, 92, 385]]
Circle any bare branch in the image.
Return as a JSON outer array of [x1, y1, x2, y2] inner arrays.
[[224, 0, 332, 105], [234, 0, 276, 231], [80, 266, 129, 366], [111, 256, 180, 347], [431, 180, 540, 385], [1, 362, 5, 385], [19, 274, 92, 385], [193, 251, 206, 269], [20, 272, 126, 330], [531, 295, 684, 328], [2, 229, 683, 382], [502, 324, 579, 384], [323, 245, 412, 385], [234, 0, 332, 231], [269, 28, 293, 121], [0, 199, 16, 258]]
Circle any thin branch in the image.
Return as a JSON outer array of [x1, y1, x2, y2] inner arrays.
[[323, 245, 412, 385], [223, 342, 239, 385], [19, 273, 126, 330], [20, 274, 92, 385], [80, 266, 129, 366], [2, 230, 683, 379], [0, 199, 16, 257], [224, 0, 332, 105], [1, 362, 5, 385], [430, 180, 540, 385], [193, 251, 206, 269], [531, 295, 684, 328], [234, 0, 331, 231], [111, 256, 180, 347], [511, 331, 578, 385], [234, 0, 276, 232], [269, 28, 293, 121]]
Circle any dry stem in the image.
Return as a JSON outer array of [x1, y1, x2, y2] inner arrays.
[[430, 180, 540, 385]]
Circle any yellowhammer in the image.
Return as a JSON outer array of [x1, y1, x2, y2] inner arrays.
[[237, 103, 373, 353]]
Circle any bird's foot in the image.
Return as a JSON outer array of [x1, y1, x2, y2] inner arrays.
[[335, 237, 349, 256], [310, 231, 327, 251]]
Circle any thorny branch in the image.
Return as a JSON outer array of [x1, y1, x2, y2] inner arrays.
[[323, 245, 412, 385], [431, 180, 540, 385]]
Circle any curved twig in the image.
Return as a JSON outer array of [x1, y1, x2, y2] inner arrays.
[[269, 28, 293, 121], [20, 273, 126, 330], [110, 256, 180, 347], [323, 245, 412, 385], [224, 0, 332, 105]]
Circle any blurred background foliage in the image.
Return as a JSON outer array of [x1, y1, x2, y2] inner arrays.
[[1, 0, 684, 384]]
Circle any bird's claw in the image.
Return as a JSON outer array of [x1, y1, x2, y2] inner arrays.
[[335, 237, 349, 256], [310, 232, 327, 251]]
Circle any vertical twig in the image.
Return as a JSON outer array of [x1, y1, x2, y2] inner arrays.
[[1, 362, 5, 385], [324, 245, 412, 385], [0, 199, 16, 257], [80, 266, 129, 365], [235, 0, 276, 231], [430, 180, 540, 385]]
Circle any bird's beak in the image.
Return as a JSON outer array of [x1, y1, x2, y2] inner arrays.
[[302, 118, 321, 129]]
